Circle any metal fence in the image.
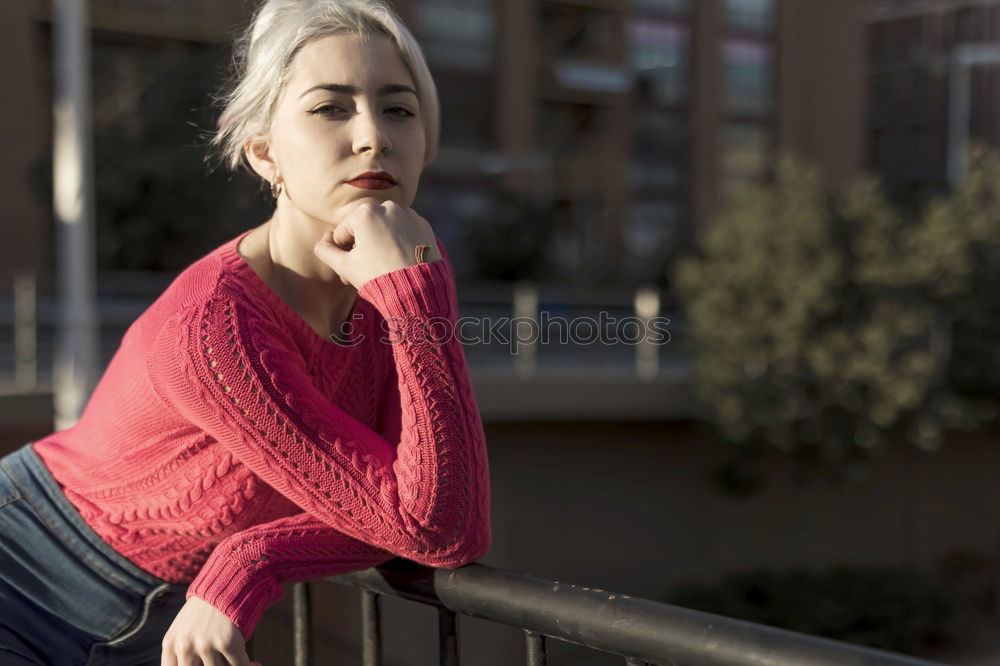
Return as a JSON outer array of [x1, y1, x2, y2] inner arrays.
[[0, 270, 689, 393], [277, 559, 948, 666]]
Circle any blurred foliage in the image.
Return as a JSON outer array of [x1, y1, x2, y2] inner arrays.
[[669, 566, 954, 654], [463, 188, 557, 281], [29, 41, 269, 272], [92, 43, 270, 270], [673, 144, 1000, 469]]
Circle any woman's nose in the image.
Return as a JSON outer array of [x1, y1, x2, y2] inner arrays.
[[352, 108, 391, 155]]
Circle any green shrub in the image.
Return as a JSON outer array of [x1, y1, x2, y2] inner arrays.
[[672, 146, 1000, 464]]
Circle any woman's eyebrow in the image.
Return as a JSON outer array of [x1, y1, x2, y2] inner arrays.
[[299, 83, 417, 98]]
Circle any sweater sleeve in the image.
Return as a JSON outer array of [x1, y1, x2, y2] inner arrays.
[[185, 510, 397, 641], [146, 240, 491, 571]]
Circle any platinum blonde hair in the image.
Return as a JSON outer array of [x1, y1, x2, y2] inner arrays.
[[206, 0, 439, 177]]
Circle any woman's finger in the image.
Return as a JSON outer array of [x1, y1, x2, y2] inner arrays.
[[331, 217, 355, 248], [314, 230, 350, 273], [314, 230, 340, 256], [226, 643, 256, 666], [328, 199, 370, 242], [161, 646, 178, 666], [199, 648, 230, 666]]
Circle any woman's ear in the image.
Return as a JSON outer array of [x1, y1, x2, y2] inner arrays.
[[243, 132, 278, 183]]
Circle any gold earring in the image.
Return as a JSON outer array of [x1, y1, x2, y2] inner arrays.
[[270, 179, 283, 198]]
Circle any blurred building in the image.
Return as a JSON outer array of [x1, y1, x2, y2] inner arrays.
[[867, 0, 1000, 206], [416, 0, 868, 284], [1, 0, 866, 290]]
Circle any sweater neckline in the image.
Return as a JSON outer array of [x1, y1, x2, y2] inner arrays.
[[220, 228, 369, 357]]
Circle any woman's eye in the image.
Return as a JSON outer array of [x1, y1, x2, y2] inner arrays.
[[312, 105, 343, 116], [311, 106, 414, 118]]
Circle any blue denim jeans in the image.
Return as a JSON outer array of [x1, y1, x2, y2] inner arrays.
[[0, 441, 189, 665]]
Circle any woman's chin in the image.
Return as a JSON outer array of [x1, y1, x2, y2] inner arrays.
[[351, 192, 395, 202]]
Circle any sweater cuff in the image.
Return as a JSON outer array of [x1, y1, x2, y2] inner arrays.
[[358, 257, 454, 322], [186, 547, 284, 642]]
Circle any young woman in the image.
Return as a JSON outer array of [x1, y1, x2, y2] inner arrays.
[[0, 1, 492, 664]]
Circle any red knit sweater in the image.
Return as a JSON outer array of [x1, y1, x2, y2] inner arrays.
[[31, 227, 492, 640]]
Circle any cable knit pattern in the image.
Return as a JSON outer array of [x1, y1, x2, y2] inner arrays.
[[31, 228, 492, 641]]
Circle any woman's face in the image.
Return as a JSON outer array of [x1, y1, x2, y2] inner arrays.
[[264, 32, 426, 221]]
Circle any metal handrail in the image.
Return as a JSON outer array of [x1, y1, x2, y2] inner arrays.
[[286, 559, 948, 666], [0, 274, 689, 391]]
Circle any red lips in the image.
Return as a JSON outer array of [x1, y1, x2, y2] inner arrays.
[[346, 171, 396, 189]]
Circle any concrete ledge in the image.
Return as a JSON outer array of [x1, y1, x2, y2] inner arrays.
[[0, 391, 52, 425], [469, 371, 701, 422], [0, 372, 701, 430]]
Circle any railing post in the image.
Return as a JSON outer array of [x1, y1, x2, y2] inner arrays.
[[512, 281, 538, 377], [525, 630, 546, 665], [438, 606, 460, 666], [14, 270, 38, 392], [362, 589, 382, 666], [634, 283, 660, 381], [293, 581, 312, 666]]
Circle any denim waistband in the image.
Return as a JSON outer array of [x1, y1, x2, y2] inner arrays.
[[0, 442, 174, 598]]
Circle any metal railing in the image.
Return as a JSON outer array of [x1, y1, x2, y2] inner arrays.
[[0, 271, 687, 392], [280, 559, 948, 666]]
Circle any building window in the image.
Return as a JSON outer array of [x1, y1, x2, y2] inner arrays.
[[630, 110, 688, 193], [629, 18, 690, 106], [722, 38, 772, 115], [953, 5, 986, 43], [415, 0, 494, 71], [627, 14, 690, 260], [631, 0, 689, 16], [629, 159, 684, 192], [721, 120, 770, 190], [724, 0, 774, 33], [720, 0, 775, 196], [628, 200, 681, 254]]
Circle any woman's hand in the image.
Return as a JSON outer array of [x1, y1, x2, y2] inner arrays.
[[160, 595, 262, 666], [313, 199, 443, 289]]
